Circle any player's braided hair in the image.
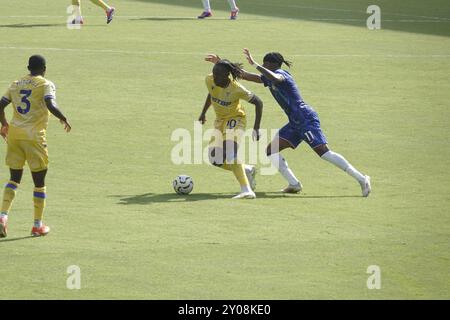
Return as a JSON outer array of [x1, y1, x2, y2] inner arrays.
[[216, 59, 244, 80], [263, 52, 292, 68]]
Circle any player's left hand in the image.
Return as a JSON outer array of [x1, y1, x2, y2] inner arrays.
[[0, 125, 8, 142], [252, 128, 260, 141], [60, 119, 71, 133], [205, 54, 221, 64], [198, 113, 207, 125]]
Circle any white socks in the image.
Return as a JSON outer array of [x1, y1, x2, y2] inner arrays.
[[202, 0, 211, 11], [203, 0, 237, 11], [227, 0, 238, 11], [268, 150, 365, 188], [321, 151, 365, 184], [269, 153, 300, 186]]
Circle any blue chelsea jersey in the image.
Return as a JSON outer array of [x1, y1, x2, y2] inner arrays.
[[261, 69, 318, 127]]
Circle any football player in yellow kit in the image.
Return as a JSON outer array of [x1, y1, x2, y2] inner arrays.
[[0, 55, 71, 238], [199, 59, 263, 199]]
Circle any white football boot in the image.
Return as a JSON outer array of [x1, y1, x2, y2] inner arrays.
[[281, 182, 303, 194], [232, 191, 256, 199]]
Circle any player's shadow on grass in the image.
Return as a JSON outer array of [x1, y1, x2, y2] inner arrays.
[[130, 17, 201, 21], [0, 235, 35, 243], [0, 23, 65, 28], [0, 23, 106, 29], [112, 192, 360, 204], [113, 193, 239, 204], [130, 17, 259, 21]]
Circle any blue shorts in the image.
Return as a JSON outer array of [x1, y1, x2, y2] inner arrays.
[[278, 120, 327, 149]]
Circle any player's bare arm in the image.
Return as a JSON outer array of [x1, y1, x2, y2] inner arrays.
[[44, 98, 71, 132], [198, 93, 212, 124], [205, 54, 263, 84], [241, 70, 263, 83], [0, 99, 10, 140], [249, 95, 263, 141], [243, 48, 284, 83]]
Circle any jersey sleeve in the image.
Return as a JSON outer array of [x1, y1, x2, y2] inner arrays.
[[275, 69, 288, 80], [262, 70, 287, 87], [1, 86, 12, 104], [235, 82, 255, 102], [43, 81, 56, 100]]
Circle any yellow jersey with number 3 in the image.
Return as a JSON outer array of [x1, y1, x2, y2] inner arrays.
[[1, 75, 55, 141], [205, 74, 254, 120]]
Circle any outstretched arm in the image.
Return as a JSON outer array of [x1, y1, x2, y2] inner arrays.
[[241, 70, 263, 83], [0, 99, 10, 141], [248, 95, 263, 141], [44, 97, 71, 132], [205, 54, 263, 84], [243, 48, 284, 84], [198, 94, 211, 125]]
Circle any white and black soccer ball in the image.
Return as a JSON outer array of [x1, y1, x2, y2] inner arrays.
[[173, 175, 194, 195]]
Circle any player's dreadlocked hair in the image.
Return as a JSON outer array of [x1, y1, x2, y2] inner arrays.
[[263, 52, 292, 68], [216, 59, 244, 80]]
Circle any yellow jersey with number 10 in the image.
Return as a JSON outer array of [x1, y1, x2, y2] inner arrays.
[[2, 75, 55, 142], [205, 74, 254, 120]]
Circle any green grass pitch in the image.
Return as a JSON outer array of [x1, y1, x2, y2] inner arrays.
[[0, 0, 449, 299]]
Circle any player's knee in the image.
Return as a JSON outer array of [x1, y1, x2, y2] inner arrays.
[[315, 144, 330, 157]]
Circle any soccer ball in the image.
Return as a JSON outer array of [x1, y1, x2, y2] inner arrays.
[[173, 175, 194, 195]]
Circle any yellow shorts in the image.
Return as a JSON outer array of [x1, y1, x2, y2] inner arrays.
[[209, 116, 246, 148], [5, 139, 49, 172]]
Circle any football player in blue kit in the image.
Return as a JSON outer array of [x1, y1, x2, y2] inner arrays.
[[206, 50, 371, 196], [242, 49, 371, 196]]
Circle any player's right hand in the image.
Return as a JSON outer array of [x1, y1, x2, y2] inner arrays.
[[205, 54, 221, 64], [60, 119, 72, 133], [198, 113, 206, 125]]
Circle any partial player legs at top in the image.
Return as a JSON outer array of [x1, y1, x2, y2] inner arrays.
[[71, 0, 115, 24], [198, 0, 239, 19], [228, 0, 239, 20]]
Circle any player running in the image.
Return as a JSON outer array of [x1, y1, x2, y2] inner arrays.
[[0, 55, 71, 238], [199, 59, 263, 199], [206, 51, 371, 197], [198, 0, 239, 20], [70, 0, 115, 25]]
